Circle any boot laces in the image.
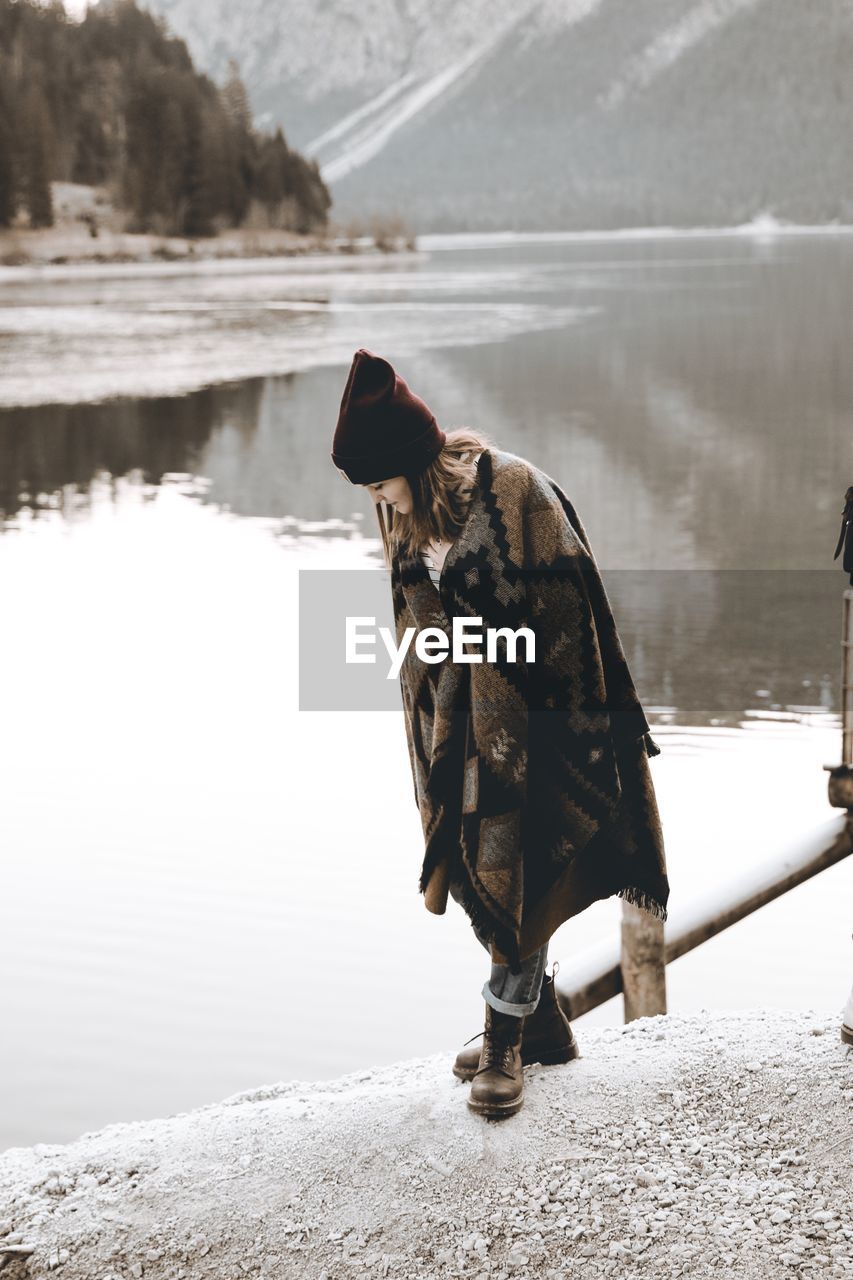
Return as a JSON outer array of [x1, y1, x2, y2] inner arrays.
[[476, 1014, 521, 1078], [461, 1029, 507, 1070], [479, 1036, 514, 1077]]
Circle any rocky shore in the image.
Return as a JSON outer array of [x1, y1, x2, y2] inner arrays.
[[0, 185, 416, 269], [1, 1009, 851, 1280], [0, 223, 411, 269]]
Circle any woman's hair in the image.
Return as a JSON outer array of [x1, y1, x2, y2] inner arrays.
[[374, 427, 497, 569]]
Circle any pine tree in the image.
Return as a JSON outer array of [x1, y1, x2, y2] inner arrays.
[[23, 84, 54, 228], [180, 94, 214, 236], [220, 59, 252, 133], [72, 105, 111, 185], [0, 86, 16, 228], [255, 127, 288, 220], [0, 0, 332, 238]]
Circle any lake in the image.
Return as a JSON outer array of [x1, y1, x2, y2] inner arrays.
[[1, 231, 851, 1151]]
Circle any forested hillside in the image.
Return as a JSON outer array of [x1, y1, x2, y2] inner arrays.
[[0, 0, 331, 236]]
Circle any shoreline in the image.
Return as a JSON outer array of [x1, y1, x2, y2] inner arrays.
[[0, 224, 418, 273], [8, 209, 853, 268], [1, 1009, 851, 1279], [4, 214, 853, 279]]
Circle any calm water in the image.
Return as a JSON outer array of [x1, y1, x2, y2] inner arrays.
[[1, 234, 852, 1151]]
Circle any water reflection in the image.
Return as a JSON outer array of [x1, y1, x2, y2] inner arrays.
[[1, 236, 850, 732], [0, 380, 265, 524]]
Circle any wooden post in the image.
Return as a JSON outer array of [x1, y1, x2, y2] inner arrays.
[[620, 899, 667, 1021], [843, 588, 853, 766], [826, 588, 853, 808]]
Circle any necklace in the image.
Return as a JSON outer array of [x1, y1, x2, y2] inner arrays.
[[426, 536, 454, 571]]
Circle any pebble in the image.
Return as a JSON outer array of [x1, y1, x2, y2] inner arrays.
[[3, 1016, 851, 1280]]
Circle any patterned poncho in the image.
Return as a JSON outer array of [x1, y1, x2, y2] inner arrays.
[[390, 446, 669, 973]]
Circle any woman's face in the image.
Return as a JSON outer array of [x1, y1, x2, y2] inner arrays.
[[362, 474, 413, 514]]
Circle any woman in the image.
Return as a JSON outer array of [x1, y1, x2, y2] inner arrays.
[[331, 348, 669, 1120]]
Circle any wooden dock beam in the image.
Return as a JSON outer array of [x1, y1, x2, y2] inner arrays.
[[557, 813, 853, 1022]]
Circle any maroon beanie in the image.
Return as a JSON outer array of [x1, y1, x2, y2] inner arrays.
[[331, 348, 446, 484]]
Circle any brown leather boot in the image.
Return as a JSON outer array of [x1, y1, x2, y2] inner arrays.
[[453, 963, 580, 1082], [467, 1003, 525, 1118]]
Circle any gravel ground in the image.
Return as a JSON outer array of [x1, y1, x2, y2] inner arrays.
[[1, 1009, 851, 1280]]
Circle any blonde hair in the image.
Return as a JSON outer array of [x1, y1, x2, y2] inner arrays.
[[374, 427, 497, 569]]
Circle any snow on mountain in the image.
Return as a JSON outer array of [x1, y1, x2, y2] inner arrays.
[[142, 0, 853, 232], [307, 4, 538, 183], [599, 0, 760, 110], [147, 0, 523, 124]]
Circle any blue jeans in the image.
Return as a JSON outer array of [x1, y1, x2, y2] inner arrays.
[[449, 877, 549, 1017]]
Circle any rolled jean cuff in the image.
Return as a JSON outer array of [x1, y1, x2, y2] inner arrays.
[[481, 981, 540, 1018]]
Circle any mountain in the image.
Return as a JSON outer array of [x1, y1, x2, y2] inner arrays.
[[143, 0, 853, 232]]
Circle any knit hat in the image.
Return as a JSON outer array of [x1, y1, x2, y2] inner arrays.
[[331, 348, 446, 484]]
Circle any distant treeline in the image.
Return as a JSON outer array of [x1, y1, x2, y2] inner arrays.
[[0, 0, 332, 235]]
